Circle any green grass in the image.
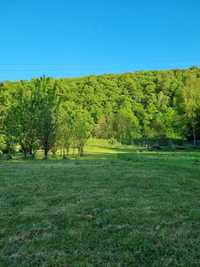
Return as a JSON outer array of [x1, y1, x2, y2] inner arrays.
[[1, 141, 200, 266]]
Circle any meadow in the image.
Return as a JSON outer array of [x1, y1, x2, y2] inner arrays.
[[0, 140, 200, 266]]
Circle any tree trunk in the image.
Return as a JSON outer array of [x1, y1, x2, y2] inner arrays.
[[66, 145, 70, 156], [29, 147, 35, 159], [63, 148, 66, 159], [24, 150, 27, 159], [21, 144, 27, 159], [29, 147, 33, 156], [79, 145, 84, 157], [44, 147, 48, 160], [193, 127, 197, 146], [5, 142, 12, 160]]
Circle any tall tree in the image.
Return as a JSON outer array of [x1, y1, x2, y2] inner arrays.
[[4, 81, 39, 158], [113, 97, 141, 144], [182, 78, 200, 145], [34, 77, 60, 159], [72, 109, 93, 156], [57, 102, 75, 158], [0, 82, 19, 158]]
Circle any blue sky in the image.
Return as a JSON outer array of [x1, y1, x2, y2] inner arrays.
[[0, 0, 199, 81]]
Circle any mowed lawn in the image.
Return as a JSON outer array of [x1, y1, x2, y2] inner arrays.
[[1, 145, 200, 266]]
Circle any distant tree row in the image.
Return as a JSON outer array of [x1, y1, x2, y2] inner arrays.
[[0, 67, 200, 159]]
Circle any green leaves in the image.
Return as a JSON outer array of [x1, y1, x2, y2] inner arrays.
[[57, 102, 94, 157], [182, 77, 200, 144], [1, 67, 200, 157]]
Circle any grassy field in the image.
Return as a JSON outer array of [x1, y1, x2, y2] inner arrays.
[[1, 141, 200, 266]]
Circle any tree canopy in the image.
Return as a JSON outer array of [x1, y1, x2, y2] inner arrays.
[[0, 67, 200, 158]]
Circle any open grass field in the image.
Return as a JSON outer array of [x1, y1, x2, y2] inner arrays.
[[1, 141, 200, 266]]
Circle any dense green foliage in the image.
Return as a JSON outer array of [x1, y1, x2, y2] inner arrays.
[[1, 67, 200, 158], [0, 143, 200, 266]]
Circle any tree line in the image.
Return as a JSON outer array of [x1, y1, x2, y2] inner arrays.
[[0, 67, 200, 159]]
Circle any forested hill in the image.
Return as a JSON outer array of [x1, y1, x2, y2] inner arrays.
[[50, 66, 200, 142], [0, 66, 200, 159]]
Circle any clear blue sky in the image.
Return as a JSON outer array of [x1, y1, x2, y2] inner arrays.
[[0, 0, 199, 81]]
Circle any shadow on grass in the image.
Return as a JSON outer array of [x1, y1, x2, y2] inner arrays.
[[1, 145, 200, 164]]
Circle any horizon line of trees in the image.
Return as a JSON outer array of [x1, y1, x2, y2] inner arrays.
[[0, 66, 200, 159]]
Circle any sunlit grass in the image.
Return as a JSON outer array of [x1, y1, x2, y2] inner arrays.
[[0, 141, 200, 266]]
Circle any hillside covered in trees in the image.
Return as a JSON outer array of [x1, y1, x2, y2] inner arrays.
[[0, 66, 200, 159]]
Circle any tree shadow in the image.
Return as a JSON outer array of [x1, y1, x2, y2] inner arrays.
[[1, 144, 200, 164]]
